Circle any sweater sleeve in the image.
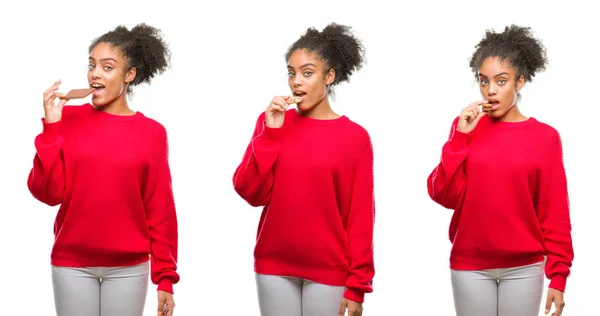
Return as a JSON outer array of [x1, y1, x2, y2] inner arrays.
[[343, 131, 375, 303], [27, 119, 66, 206], [143, 126, 179, 294], [427, 117, 470, 210], [232, 112, 281, 207], [537, 130, 574, 292]]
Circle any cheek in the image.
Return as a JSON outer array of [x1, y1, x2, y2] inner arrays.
[[503, 86, 516, 99], [108, 73, 125, 88], [479, 85, 488, 96]]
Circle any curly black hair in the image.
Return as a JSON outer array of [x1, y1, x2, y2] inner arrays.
[[89, 23, 171, 94], [469, 24, 548, 83], [285, 23, 366, 96]]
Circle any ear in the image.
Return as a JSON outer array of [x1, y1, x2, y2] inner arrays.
[[124, 67, 137, 84], [325, 68, 335, 86], [516, 74, 525, 91]]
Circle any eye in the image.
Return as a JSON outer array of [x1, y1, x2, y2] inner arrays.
[[103, 65, 113, 71], [88, 64, 95, 70], [287, 71, 294, 78], [498, 79, 506, 85], [303, 71, 312, 77], [480, 79, 488, 85]]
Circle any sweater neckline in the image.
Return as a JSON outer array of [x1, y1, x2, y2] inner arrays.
[[290, 109, 349, 126], [84, 103, 143, 120], [486, 115, 537, 127]]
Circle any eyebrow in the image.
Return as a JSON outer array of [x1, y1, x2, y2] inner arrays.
[[88, 57, 117, 62], [287, 63, 316, 69], [479, 72, 509, 78]]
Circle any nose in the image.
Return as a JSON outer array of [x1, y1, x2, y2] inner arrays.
[[91, 66, 101, 80], [292, 73, 302, 87], [487, 82, 498, 96]]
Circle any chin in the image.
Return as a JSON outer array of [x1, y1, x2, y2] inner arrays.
[[297, 102, 314, 112], [91, 97, 113, 107], [487, 110, 506, 119], [91, 101, 108, 107]]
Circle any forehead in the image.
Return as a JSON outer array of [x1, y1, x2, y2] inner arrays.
[[479, 56, 515, 76], [89, 42, 124, 61], [287, 49, 325, 68]]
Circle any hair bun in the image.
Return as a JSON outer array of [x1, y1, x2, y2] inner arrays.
[[469, 24, 547, 83], [89, 23, 171, 95], [285, 22, 365, 96]]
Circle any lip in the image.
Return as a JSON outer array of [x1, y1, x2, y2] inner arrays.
[[90, 83, 104, 97], [293, 90, 307, 97], [484, 99, 501, 112]]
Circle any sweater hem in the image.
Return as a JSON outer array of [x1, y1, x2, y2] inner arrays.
[[255, 258, 348, 286], [450, 254, 545, 271], [51, 253, 150, 268]]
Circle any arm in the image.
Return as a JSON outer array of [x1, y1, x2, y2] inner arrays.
[[537, 130, 574, 292], [27, 119, 66, 206], [232, 112, 281, 207], [344, 131, 375, 303], [427, 117, 470, 209], [143, 126, 179, 294]]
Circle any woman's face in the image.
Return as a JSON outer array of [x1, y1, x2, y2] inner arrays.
[[287, 49, 335, 112], [478, 56, 524, 119], [87, 42, 136, 107]]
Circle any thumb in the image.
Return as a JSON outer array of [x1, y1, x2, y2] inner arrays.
[[58, 98, 68, 109], [56, 92, 68, 101], [472, 111, 486, 125], [545, 292, 553, 314], [475, 111, 487, 122]]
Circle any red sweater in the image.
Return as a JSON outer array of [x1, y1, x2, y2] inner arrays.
[[427, 115, 574, 292], [233, 110, 375, 303], [27, 103, 179, 294]]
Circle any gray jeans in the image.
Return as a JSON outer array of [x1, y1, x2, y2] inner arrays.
[[51, 261, 149, 316], [255, 274, 346, 316], [451, 261, 545, 316]]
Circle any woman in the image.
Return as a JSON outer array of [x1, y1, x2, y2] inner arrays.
[[232, 23, 375, 316], [27, 23, 178, 316], [427, 25, 574, 316]]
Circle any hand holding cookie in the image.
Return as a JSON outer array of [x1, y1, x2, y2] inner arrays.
[[43, 80, 68, 124]]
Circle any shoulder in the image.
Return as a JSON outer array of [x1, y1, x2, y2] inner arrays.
[[530, 118, 562, 143], [343, 116, 373, 145], [525, 118, 565, 160], [531, 117, 559, 134], [134, 114, 169, 144], [140, 114, 166, 131]]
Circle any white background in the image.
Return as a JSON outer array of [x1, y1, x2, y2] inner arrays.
[[1, 0, 597, 315]]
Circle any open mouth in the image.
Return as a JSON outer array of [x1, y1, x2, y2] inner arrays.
[[90, 83, 105, 96], [487, 99, 500, 109], [294, 91, 307, 99]]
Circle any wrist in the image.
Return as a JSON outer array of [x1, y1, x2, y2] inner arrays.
[[456, 125, 469, 134], [39, 118, 62, 143], [549, 275, 567, 292], [44, 116, 61, 124], [343, 288, 365, 303], [157, 278, 174, 294], [264, 121, 282, 129]]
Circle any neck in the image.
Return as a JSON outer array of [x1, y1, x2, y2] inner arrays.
[[93, 94, 135, 116], [297, 95, 340, 120], [498, 103, 528, 122]]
